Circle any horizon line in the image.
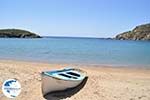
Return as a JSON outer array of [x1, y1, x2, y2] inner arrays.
[[42, 36, 113, 39]]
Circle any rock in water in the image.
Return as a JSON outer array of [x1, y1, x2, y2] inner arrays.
[[0, 29, 41, 38], [115, 23, 150, 40]]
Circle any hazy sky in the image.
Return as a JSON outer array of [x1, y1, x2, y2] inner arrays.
[[0, 0, 150, 37]]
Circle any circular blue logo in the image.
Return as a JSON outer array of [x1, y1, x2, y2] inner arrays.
[[2, 79, 21, 98]]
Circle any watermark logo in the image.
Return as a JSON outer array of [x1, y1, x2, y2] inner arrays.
[[2, 79, 21, 98]]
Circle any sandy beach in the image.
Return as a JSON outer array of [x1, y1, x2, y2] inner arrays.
[[0, 60, 150, 100]]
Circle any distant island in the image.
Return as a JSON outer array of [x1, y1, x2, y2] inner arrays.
[[0, 29, 41, 38], [115, 23, 150, 40]]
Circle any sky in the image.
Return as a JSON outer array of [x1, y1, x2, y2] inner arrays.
[[0, 0, 150, 38]]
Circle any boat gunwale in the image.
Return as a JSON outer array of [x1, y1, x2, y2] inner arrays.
[[41, 68, 88, 81]]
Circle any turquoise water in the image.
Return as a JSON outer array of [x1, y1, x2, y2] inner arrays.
[[0, 37, 150, 67]]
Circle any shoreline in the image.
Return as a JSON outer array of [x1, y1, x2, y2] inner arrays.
[[0, 60, 150, 100], [0, 59, 149, 70]]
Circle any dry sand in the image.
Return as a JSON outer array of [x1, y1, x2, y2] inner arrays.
[[0, 60, 150, 100]]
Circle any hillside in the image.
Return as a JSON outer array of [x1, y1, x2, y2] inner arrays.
[[0, 29, 41, 38], [115, 23, 150, 40]]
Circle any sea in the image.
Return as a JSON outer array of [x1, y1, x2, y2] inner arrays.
[[0, 37, 150, 68]]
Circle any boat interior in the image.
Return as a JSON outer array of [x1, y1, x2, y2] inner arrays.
[[44, 68, 86, 81]]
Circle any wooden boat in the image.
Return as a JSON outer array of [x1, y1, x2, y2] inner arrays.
[[41, 68, 88, 96]]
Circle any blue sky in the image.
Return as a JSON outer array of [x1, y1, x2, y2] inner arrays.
[[0, 0, 150, 37]]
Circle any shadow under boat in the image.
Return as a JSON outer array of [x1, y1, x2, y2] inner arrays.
[[43, 77, 88, 100]]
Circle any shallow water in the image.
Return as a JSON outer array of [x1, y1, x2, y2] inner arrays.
[[0, 37, 150, 67]]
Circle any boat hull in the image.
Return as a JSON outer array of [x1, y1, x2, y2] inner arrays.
[[41, 74, 83, 96]]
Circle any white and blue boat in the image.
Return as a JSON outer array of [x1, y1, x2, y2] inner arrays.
[[41, 68, 88, 96]]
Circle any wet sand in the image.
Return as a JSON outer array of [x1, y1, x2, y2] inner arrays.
[[0, 60, 150, 100]]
